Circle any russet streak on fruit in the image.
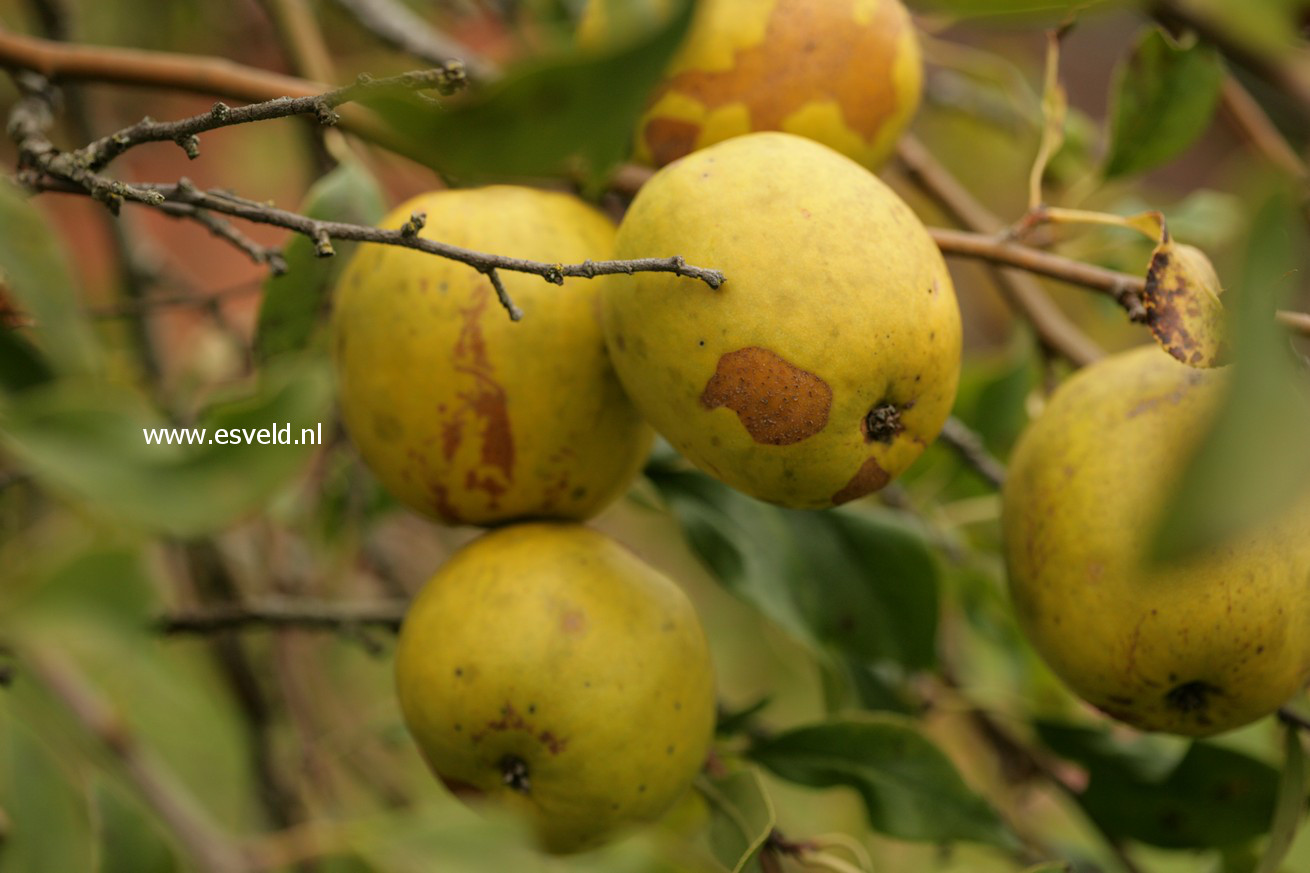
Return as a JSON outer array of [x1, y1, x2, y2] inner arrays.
[[393, 523, 716, 853], [1002, 345, 1310, 735]]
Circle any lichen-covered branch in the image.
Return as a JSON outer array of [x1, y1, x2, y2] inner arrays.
[[158, 600, 406, 634], [330, 0, 498, 80]]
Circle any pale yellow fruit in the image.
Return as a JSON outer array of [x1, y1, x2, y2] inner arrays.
[[394, 523, 717, 853], [1003, 345, 1310, 736], [579, 0, 922, 170], [331, 186, 651, 526], [602, 132, 961, 508]]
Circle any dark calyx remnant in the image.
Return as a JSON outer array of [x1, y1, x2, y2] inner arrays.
[[501, 754, 532, 794], [863, 402, 903, 444], [1165, 680, 1222, 714]]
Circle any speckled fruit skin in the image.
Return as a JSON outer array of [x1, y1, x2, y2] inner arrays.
[[1003, 345, 1310, 736], [580, 0, 922, 170], [601, 132, 961, 509], [393, 523, 717, 853], [331, 186, 652, 526]]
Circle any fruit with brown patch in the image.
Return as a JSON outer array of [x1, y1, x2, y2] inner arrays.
[[601, 132, 961, 508], [394, 523, 717, 852], [578, 0, 922, 169], [1002, 345, 1310, 735], [331, 186, 651, 526]]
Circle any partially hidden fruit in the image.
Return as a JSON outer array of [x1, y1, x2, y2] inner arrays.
[[602, 132, 961, 508], [394, 523, 717, 852], [331, 186, 652, 526], [1002, 344, 1310, 736], [579, 0, 922, 170]]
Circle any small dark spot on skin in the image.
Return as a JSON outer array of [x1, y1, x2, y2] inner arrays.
[[667, 745, 675, 755], [611, 803, 620, 810], [528, 704, 536, 714], [698, 339, 706, 347], [569, 486, 587, 500], [1168, 672, 1177, 682], [638, 785, 646, 793], [584, 681, 592, 689], [501, 755, 532, 795], [674, 701, 681, 711], [1165, 680, 1223, 714], [1257, 645, 1265, 654], [454, 724, 462, 732], [662, 620, 675, 632], [862, 402, 904, 444], [455, 667, 464, 677]]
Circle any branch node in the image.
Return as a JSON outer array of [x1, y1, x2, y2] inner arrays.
[[210, 102, 230, 121], [484, 268, 523, 321], [312, 230, 334, 258], [543, 264, 565, 285], [399, 211, 426, 238], [175, 134, 200, 160], [313, 100, 340, 126]]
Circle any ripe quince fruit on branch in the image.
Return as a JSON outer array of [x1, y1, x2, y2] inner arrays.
[[394, 523, 717, 852], [331, 186, 651, 526], [1003, 345, 1310, 736], [603, 132, 961, 508]]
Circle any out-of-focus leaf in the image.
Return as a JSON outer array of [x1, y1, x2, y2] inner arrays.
[[255, 160, 386, 362], [358, 0, 694, 187], [1142, 236, 1229, 367], [1036, 721, 1280, 848], [1104, 28, 1224, 179], [0, 181, 101, 375], [716, 696, 772, 737], [0, 547, 154, 640], [1150, 192, 1310, 561], [648, 468, 939, 670], [0, 358, 331, 535], [93, 779, 179, 873], [0, 710, 94, 873], [696, 769, 775, 873], [1253, 724, 1306, 873], [749, 715, 1014, 848], [0, 326, 54, 394], [1022, 864, 1072, 873]]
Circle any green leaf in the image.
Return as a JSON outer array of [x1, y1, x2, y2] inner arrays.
[[1150, 192, 1310, 561], [0, 358, 331, 535], [1036, 721, 1280, 848], [749, 715, 1014, 848], [358, 0, 694, 187], [0, 547, 154, 640], [0, 710, 94, 873], [696, 769, 775, 873], [255, 160, 386, 362], [1253, 724, 1307, 873], [648, 468, 939, 670], [93, 779, 179, 873], [0, 180, 101, 376], [1104, 28, 1224, 179]]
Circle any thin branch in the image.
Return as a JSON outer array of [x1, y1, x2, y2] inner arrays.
[[30, 178, 727, 311], [896, 135, 1105, 367], [189, 209, 288, 274], [25, 648, 251, 873], [0, 27, 419, 161], [87, 281, 263, 319], [78, 66, 465, 170], [1219, 76, 1308, 180], [157, 600, 406, 635], [938, 416, 1007, 488], [1278, 706, 1310, 732], [330, 0, 498, 81], [1278, 309, 1310, 338]]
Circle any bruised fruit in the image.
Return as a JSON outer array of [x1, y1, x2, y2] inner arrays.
[[394, 523, 717, 853], [1003, 345, 1310, 736], [579, 0, 922, 169], [601, 132, 961, 508], [331, 186, 651, 526]]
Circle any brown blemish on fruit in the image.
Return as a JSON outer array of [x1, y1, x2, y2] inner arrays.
[[700, 346, 831, 445], [443, 284, 515, 505], [643, 0, 909, 164], [832, 456, 890, 504], [561, 609, 587, 635], [426, 481, 464, 524], [645, 118, 703, 167], [470, 703, 569, 758]]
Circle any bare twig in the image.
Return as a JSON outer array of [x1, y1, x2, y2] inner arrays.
[[1219, 77, 1308, 180], [78, 66, 465, 170], [939, 417, 1007, 488], [1278, 310, 1310, 338], [87, 282, 263, 319], [0, 27, 420, 160], [1278, 706, 1310, 732], [30, 177, 726, 315], [157, 600, 406, 635], [25, 648, 251, 873], [330, 0, 498, 80], [896, 136, 1105, 367]]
